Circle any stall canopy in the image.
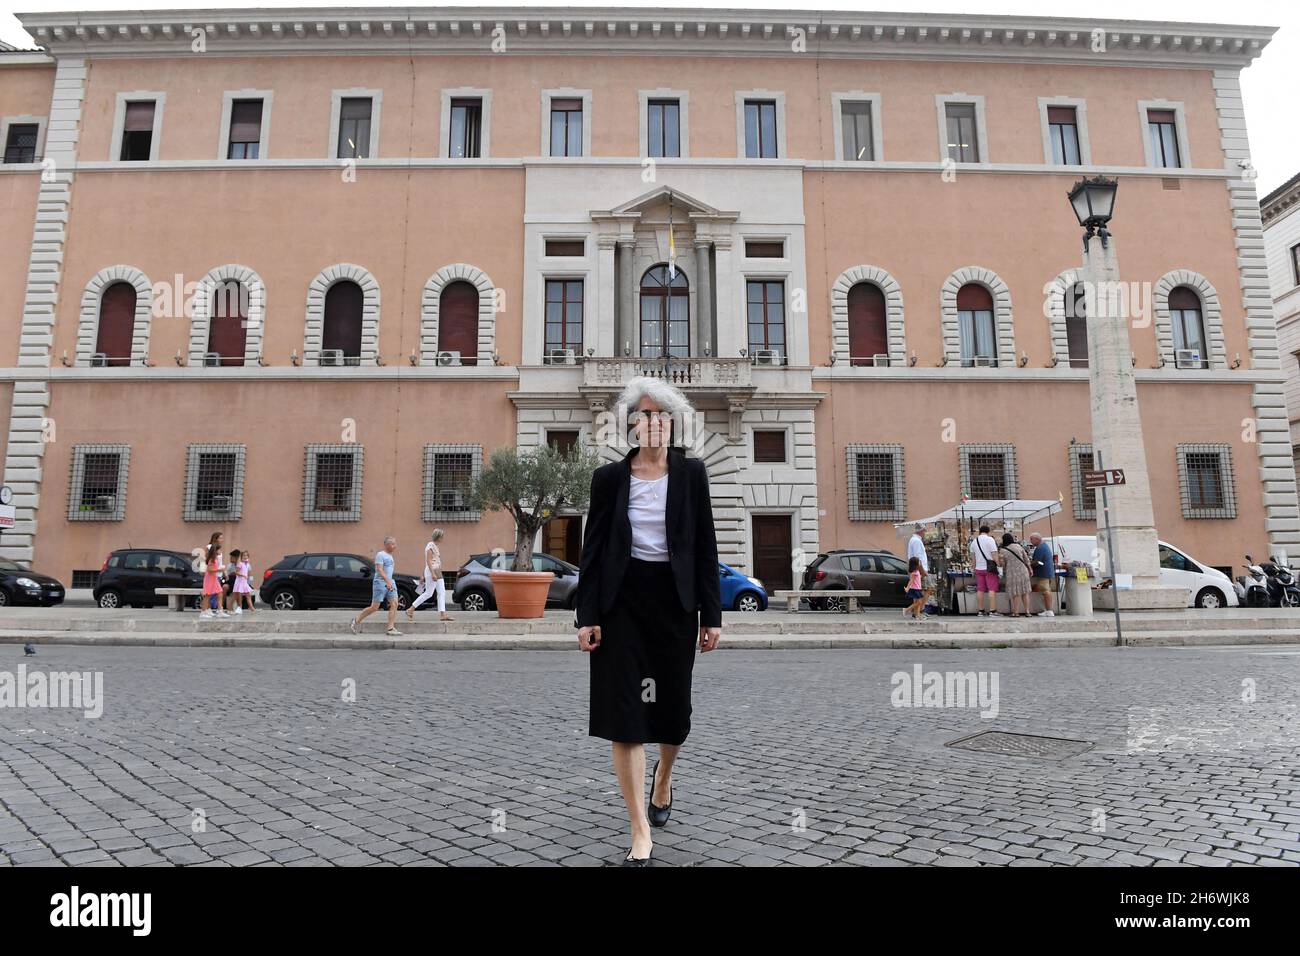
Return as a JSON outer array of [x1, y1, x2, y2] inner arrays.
[[893, 499, 1062, 537]]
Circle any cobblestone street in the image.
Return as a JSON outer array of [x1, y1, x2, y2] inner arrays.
[[1, 643, 1298, 867]]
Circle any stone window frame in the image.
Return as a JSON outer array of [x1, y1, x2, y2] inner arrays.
[[1176, 443, 1237, 519], [421, 443, 484, 522], [182, 443, 247, 522], [831, 92, 884, 162], [188, 264, 266, 366], [1036, 96, 1092, 166], [735, 89, 787, 160], [76, 265, 154, 367], [934, 93, 989, 164], [846, 443, 906, 521], [302, 263, 381, 366], [0, 114, 49, 164], [420, 264, 497, 365], [1137, 99, 1191, 170], [1067, 443, 1097, 521], [439, 87, 492, 159], [959, 443, 1018, 500], [67, 443, 130, 522], [1044, 267, 1086, 366], [109, 91, 166, 162], [218, 89, 273, 160], [541, 88, 592, 158], [302, 443, 364, 522], [830, 264, 906, 366], [328, 88, 382, 159], [638, 88, 690, 159], [1153, 269, 1226, 370], [750, 426, 792, 465], [939, 267, 1014, 367]]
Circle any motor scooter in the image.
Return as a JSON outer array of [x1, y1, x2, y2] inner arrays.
[[1258, 556, 1300, 608], [1235, 556, 1270, 608]]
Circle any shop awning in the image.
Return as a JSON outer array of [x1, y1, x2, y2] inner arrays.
[[893, 499, 1063, 537]]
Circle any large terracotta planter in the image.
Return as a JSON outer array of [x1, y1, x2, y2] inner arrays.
[[490, 570, 554, 619]]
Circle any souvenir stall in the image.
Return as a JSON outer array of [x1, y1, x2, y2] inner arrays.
[[894, 499, 1065, 615]]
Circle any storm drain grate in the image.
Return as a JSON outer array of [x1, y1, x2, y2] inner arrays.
[[945, 730, 1093, 759]]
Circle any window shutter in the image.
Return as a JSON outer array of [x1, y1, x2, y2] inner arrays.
[[123, 101, 155, 131], [1046, 106, 1076, 125], [229, 100, 263, 141]]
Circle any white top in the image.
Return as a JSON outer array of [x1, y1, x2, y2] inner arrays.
[[628, 474, 670, 561], [907, 533, 929, 573], [424, 541, 441, 573], [970, 534, 999, 571]]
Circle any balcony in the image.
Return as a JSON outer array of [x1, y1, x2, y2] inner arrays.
[[581, 355, 752, 390]]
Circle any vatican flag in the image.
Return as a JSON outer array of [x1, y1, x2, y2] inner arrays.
[[667, 221, 677, 280]]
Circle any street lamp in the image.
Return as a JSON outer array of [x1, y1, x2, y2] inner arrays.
[[1067, 175, 1118, 250]]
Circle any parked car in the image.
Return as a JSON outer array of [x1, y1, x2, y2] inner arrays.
[[0, 558, 66, 607], [259, 553, 422, 611], [800, 549, 910, 609], [94, 549, 202, 608], [453, 552, 579, 612], [720, 562, 768, 611], [1047, 536, 1239, 609]]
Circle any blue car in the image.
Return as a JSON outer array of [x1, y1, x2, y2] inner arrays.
[[719, 562, 768, 612]]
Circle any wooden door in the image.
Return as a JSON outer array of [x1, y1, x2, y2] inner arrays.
[[751, 515, 793, 594]]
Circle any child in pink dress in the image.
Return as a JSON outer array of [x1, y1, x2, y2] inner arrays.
[[201, 531, 228, 619], [231, 550, 255, 614]]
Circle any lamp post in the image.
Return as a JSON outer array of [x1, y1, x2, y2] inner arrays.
[[1069, 176, 1173, 605]]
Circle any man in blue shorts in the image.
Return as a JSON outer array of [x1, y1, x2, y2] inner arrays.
[[351, 535, 401, 636]]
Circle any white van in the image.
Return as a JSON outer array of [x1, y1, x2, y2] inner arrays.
[[1043, 536, 1238, 609]]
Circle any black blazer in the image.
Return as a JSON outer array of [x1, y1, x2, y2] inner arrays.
[[574, 445, 722, 629]]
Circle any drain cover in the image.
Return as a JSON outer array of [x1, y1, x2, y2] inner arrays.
[[945, 730, 1092, 759]]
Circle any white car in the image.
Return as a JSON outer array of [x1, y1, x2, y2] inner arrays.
[[1044, 536, 1238, 609]]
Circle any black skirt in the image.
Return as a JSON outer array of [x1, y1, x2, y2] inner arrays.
[[589, 556, 699, 745]]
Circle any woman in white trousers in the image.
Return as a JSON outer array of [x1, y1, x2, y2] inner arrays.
[[408, 528, 454, 622]]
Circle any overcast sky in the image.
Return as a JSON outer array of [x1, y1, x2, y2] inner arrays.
[[2, 0, 1294, 193]]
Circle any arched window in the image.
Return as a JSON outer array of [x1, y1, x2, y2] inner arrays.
[[322, 280, 364, 363], [95, 281, 137, 366], [438, 280, 479, 366], [640, 264, 689, 359], [206, 279, 247, 366], [1065, 282, 1088, 368], [957, 283, 996, 367], [847, 282, 888, 366], [1169, 286, 1207, 369]]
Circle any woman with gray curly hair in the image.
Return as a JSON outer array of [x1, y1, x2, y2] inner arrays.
[[575, 375, 723, 866]]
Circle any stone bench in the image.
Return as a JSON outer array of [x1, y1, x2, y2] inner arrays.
[[155, 587, 202, 612], [773, 589, 871, 613]]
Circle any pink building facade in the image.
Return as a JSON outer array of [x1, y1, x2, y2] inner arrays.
[[0, 7, 1290, 593]]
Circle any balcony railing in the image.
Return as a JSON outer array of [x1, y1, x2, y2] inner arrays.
[[582, 355, 752, 389]]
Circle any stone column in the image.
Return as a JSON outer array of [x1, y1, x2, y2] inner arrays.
[[617, 238, 634, 357], [713, 238, 737, 358], [1083, 236, 1162, 589], [596, 235, 617, 357], [695, 238, 712, 357]]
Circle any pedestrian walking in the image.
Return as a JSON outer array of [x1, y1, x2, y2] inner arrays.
[[230, 549, 255, 614], [999, 532, 1033, 617], [1028, 532, 1057, 617], [200, 531, 228, 620], [575, 376, 722, 867], [408, 529, 453, 623], [969, 524, 1001, 616], [351, 536, 401, 636], [905, 556, 925, 622]]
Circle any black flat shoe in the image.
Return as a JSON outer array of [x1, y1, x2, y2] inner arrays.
[[647, 760, 672, 828], [622, 847, 654, 867]]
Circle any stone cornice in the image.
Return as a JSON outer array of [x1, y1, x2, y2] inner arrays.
[[1261, 171, 1300, 227], [16, 7, 1275, 68]]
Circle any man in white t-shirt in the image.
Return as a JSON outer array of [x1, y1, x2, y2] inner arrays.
[[969, 524, 1001, 616], [907, 525, 929, 575]]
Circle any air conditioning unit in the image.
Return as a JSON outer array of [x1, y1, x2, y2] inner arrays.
[[90, 353, 109, 367], [971, 355, 997, 367], [546, 348, 576, 365], [437, 350, 462, 367], [438, 490, 465, 510], [209, 494, 232, 513], [752, 349, 781, 366], [94, 495, 116, 513], [203, 352, 222, 367], [318, 349, 344, 367], [1174, 349, 1202, 369], [871, 353, 891, 367]]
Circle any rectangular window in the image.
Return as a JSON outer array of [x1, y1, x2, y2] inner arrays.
[[336, 97, 372, 159], [544, 279, 583, 358], [544, 239, 585, 257], [302, 444, 363, 521], [183, 444, 246, 521], [422, 444, 483, 521], [959, 444, 1017, 500], [1177, 444, 1236, 518], [227, 99, 264, 159], [753, 430, 786, 464], [1147, 109, 1182, 168], [958, 309, 998, 366], [647, 99, 680, 158], [744, 100, 778, 158], [1047, 105, 1081, 165], [3, 123, 39, 164], [547, 430, 579, 455], [841, 101, 874, 161], [449, 97, 482, 158], [1068, 444, 1097, 520], [550, 98, 583, 157], [1291, 243, 1300, 287], [846, 444, 906, 521], [746, 280, 786, 363], [119, 101, 156, 161], [745, 240, 784, 259], [945, 103, 979, 163], [68, 444, 130, 521]]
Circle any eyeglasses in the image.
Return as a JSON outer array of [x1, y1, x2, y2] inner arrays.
[[629, 410, 674, 423]]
